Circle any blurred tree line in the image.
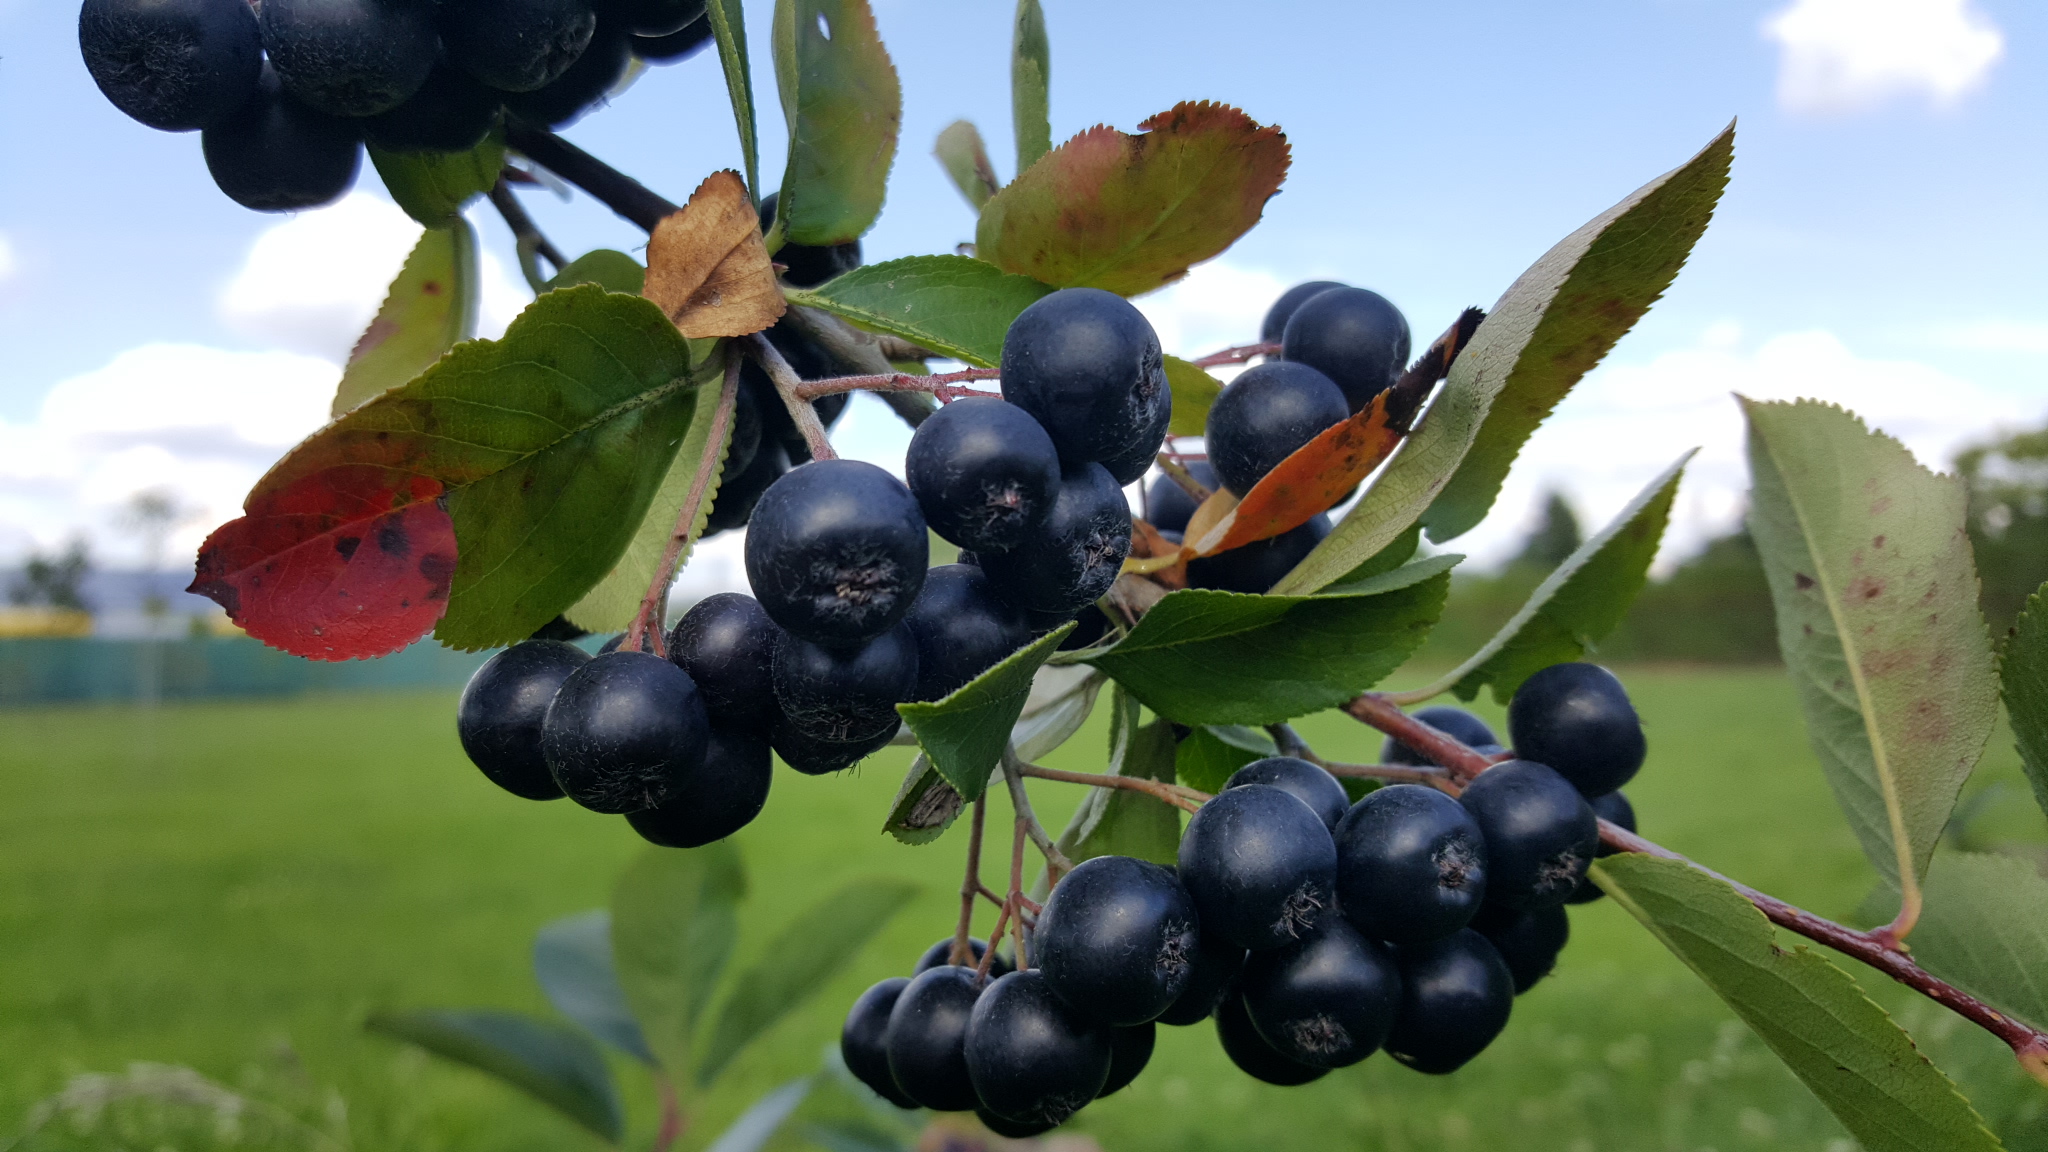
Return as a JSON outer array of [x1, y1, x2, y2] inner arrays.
[[1422, 419, 2048, 666]]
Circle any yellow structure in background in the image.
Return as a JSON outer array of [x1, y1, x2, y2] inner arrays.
[[0, 608, 94, 638]]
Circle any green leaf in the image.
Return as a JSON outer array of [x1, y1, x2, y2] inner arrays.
[[784, 255, 1053, 368], [1010, 0, 1050, 174], [1744, 398, 1999, 911], [704, 1077, 814, 1152], [976, 102, 1290, 298], [611, 842, 747, 1075], [697, 878, 919, 1085], [365, 1009, 624, 1143], [533, 909, 655, 1066], [1173, 724, 1273, 795], [1909, 851, 2048, 1034], [1049, 693, 1181, 867], [1432, 450, 1691, 704], [1085, 556, 1456, 725], [545, 249, 646, 295], [1418, 124, 1732, 544], [567, 342, 732, 630], [934, 120, 1000, 211], [1164, 356, 1223, 438], [334, 220, 480, 417], [1275, 124, 1734, 594], [369, 129, 507, 227], [706, 0, 760, 199], [1594, 854, 2002, 1152], [770, 0, 901, 246], [2000, 585, 2048, 819], [897, 624, 1073, 801]]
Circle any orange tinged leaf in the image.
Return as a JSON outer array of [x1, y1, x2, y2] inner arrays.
[[644, 170, 786, 338], [1192, 392, 1403, 557]]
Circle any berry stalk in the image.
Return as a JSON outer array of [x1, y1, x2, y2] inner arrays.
[[624, 354, 743, 656], [744, 333, 838, 461], [1189, 340, 1281, 368], [950, 793, 988, 968], [487, 177, 567, 291], [504, 123, 680, 233], [1000, 748, 1073, 881], [792, 366, 1000, 404], [1012, 761, 1209, 813]]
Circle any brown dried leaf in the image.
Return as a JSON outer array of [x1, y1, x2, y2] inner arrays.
[[1194, 392, 1404, 557], [644, 170, 786, 338]]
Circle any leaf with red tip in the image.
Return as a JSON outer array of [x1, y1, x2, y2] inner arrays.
[[975, 102, 1290, 297], [1192, 393, 1403, 557]]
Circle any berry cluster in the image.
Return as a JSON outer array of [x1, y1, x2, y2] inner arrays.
[[78, 0, 714, 211], [840, 662, 1645, 1128]]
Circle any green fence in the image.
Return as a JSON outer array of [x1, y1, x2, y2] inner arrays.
[[0, 637, 490, 706]]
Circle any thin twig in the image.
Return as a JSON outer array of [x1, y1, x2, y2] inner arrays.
[[624, 355, 741, 657], [1154, 453, 1214, 503], [1008, 814, 1030, 970], [1000, 748, 1073, 880], [1013, 762, 1208, 813], [503, 123, 680, 233], [779, 305, 940, 428], [488, 178, 567, 291], [792, 366, 1001, 403], [1190, 340, 1281, 368], [744, 333, 836, 461], [977, 883, 1007, 908], [1267, 723, 1458, 789], [951, 794, 987, 967], [975, 899, 1010, 982]]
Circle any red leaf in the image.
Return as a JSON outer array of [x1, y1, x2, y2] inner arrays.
[[1192, 392, 1403, 557]]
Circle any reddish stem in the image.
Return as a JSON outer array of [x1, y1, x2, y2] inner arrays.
[[625, 354, 742, 656], [951, 793, 987, 967], [792, 366, 1001, 404], [1190, 340, 1281, 368], [1014, 762, 1208, 813], [1008, 814, 1030, 970], [652, 1075, 687, 1152], [744, 333, 836, 461]]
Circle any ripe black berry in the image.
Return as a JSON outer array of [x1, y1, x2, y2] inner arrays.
[[1000, 288, 1169, 469], [258, 0, 437, 117], [456, 639, 589, 800], [1036, 855, 1198, 1026], [768, 716, 895, 776], [1334, 783, 1488, 945], [439, 0, 596, 92], [771, 623, 917, 745], [1097, 401, 1173, 487], [905, 564, 1031, 701], [1260, 281, 1346, 343], [606, 0, 705, 36], [201, 64, 362, 211], [977, 1109, 1057, 1139], [1507, 662, 1647, 797], [1458, 760, 1598, 910], [1469, 901, 1568, 994], [1143, 461, 1217, 535], [1177, 784, 1337, 951], [359, 63, 500, 154], [906, 398, 1062, 554], [1238, 917, 1401, 1068], [913, 937, 1013, 979], [80, 0, 263, 132], [1280, 286, 1411, 413], [1385, 929, 1514, 1074], [1381, 705, 1498, 766], [964, 970, 1111, 1128], [1214, 989, 1327, 1086], [1225, 757, 1348, 830], [758, 193, 863, 288], [1185, 515, 1329, 595], [884, 965, 984, 1112], [842, 978, 917, 1109], [703, 442, 787, 537], [631, 17, 712, 63], [667, 592, 780, 731], [977, 462, 1130, 618], [744, 459, 928, 646], [1566, 790, 1635, 904], [1204, 361, 1349, 496], [540, 651, 710, 813], [501, 18, 630, 129], [1098, 1023, 1154, 1098], [623, 724, 771, 847], [1154, 930, 1246, 1026]]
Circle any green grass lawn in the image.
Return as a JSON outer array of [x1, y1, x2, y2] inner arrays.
[[3, 667, 2045, 1151]]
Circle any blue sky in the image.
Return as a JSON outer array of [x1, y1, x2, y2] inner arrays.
[[0, 0, 2042, 581]]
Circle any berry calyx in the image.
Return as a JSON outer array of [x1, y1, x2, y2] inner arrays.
[[439, 0, 597, 93], [771, 623, 918, 745], [623, 724, 771, 847], [540, 650, 710, 813], [745, 459, 929, 646], [1238, 917, 1402, 1068], [456, 638, 590, 800], [1507, 662, 1648, 797], [1153, 929, 1247, 1026], [1384, 929, 1515, 1074], [1035, 855, 1199, 1026], [906, 397, 1062, 554], [963, 970, 1112, 1129], [1224, 757, 1349, 831], [1177, 784, 1337, 951], [258, 0, 437, 117], [1000, 287, 1170, 470], [1566, 789, 1636, 904], [79, 0, 263, 131], [1203, 361, 1349, 496], [841, 978, 918, 1109], [1213, 988, 1327, 1086], [884, 965, 984, 1112], [1334, 783, 1489, 945], [977, 461, 1132, 618], [1457, 759, 1599, 910], [1280, 286, 1411, 413]]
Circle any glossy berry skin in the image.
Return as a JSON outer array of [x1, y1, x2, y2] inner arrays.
[[964, 970, 1112, 1128], [631, 17, 712, 62], [456, 639, 590, 800], [978, 462, 1131, 618], [1000, 288, 1169, 469], [1334, 784, 1489, 945], [1154, 929, 1247, 1026], [1099, 1023, 1154, 1098], [501, 19, 630, 128], [1036, 856, 1199, 1026], [258, 0, 437, 117], [978, 1109, 1057, 1139], [703, 442, 786, 536], [667, 593, 779, 731], [608, 0, 706, 36], [1385, 929, 1514, 1074], [1507, 662, 1647, 797], [1281, 287, 1411, 413], [359, 63, 500, 153], [913, 937, 1013, 979], [540, 651, 710, 813], [1260, 281, 1346, 343], [1470, 901, 1568, 994], [1225, 757, 1348, 830], [905, 398, 1062, 554], [1459, 760, 1599, 910], [1239, 917, 1402, 1068], [1143, 461, 1217, 535], [768, 717, 894, 776], [1380, 705, 1497, 766], [906, 565, 1031, 702], [80, 0, 263, 131], [439, 0, 595, 92], [841, 978, 917, 1109], [1178, 784, 1337, 951], [201, 65, 362, 211], [745, 459, 929, 646], [1185, 515, 1329, 595], [772, 624, 918, 746], [1214, 988, 1327, 1086], [1204, 361, 1349, 496], [884, 965, 984, 1112], [623, 724, 771, 847], [1096, 393, 1174, 487], [1567, 790, 1635, 904]]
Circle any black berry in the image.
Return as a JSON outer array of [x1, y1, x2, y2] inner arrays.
[[964, 970, 1111, 1128], [1381, 705, 1498, 766], [977, 462, 1130, 618], [913, 937, 1013, 979], [1225, 756, 1348, 830], [1204, 361, 1349, 496], [1507, 662, 1647, 797], [501, 18, 630, 129], [1469, 901, 1568, 994], [1260, 280, 1346, 344], [1566, 790, 1635, 904], [977, 1109, 1057, 1139], [258, 0, 437, 117], [1154, 929, 1246, 1026], [1185, 515, 1329, 595], [905, 564, 1031, 701], [597, 631, 656, 654], [1097, 399, 1173, 487], [201, 64, 362, 211], [768, 716, 895, 776], [1143, 461, 1217, 535], [623, 724, 771, 847], [842, 978, 917, 1109], [631, 16, 712, 62], [703, 442, 787, 536], [1238, 917, 1401, 1068], [1280, 286, 1411, 413], [1000, 288, 1169, 469], [1384, 929, 1514, 1074], [1459, 759, 1599, 910], [540, 651, 710, 813], [439, 0, 596, 92], [1177, 784, 1337, 951], [884, 965, 984, 1112], [1098, 1023, 1154, 1098], [1036, 855, 1198, 1026], [79, 0, 262, 131], [667, 592, 780, 731], [906, 397, 1062, 554], [1334, 783, 1488, 945], [1214, 988, 1327, 1086], [358, 62, 500, 153], [771, 623, 917, 746], [605, 0, 705, 36], [456, 639, 589, 800], [745, 459, 928, 646]]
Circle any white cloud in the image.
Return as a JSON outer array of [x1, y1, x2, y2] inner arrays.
[[1133, 261, 1291, 360], [1925, 319, 2048, 355], [1764, 0, 2003, 115], [0, 230, 15, 283]]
